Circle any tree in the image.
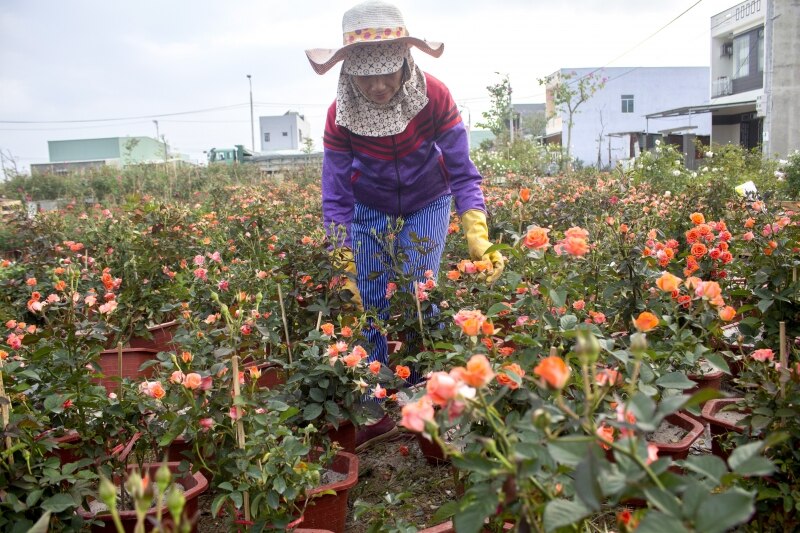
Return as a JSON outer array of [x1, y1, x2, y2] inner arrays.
[[302, 136, 315, 155], [538, 70, 606, 170], [476, 73, 512, 140]]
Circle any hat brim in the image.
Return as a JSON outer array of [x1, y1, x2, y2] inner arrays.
[[306, 37, 443, 75]]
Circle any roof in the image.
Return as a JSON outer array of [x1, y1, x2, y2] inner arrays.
[[645, 100, 756, 119]]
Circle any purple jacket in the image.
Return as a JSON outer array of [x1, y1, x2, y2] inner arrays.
[[322, 73, 486, 247]]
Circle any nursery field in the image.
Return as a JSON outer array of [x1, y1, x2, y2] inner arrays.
[[1, 143, 800, 532]]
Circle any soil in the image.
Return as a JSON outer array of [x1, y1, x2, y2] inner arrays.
[[647, 420, 688, 444], [714, 410, 748, 426]]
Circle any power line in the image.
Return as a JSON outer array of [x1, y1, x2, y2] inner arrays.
[[565, 0, 706, 87], [0, 103, 251, 124]]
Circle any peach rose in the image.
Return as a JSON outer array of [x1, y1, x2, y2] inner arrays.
[[533, 356, 571, 389], [656, 271, 682, 293], [461, 354, 495, 388], [183, 372, 202, 390], [523, 226, 550, 250], [634, 311, 659, 332], [400, 397, 435, 433], [426, 371, 460, 406]]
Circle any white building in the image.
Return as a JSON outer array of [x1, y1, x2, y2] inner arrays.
[[259, 111, 311, 152], [543, 67, 711, 169], [647, 0, 799, 157]]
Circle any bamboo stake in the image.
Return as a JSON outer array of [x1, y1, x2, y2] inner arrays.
[[276, 283, 293, 364], [117, 342, 124, 398], [414, 282, 426, 349], [549, 346, 559, 357], [230, 354, 250, 521], [315, 311, 323, 332], [0, 358, 13, 462], [780, 321, 788, 398]]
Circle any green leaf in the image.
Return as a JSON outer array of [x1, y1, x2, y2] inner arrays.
[[694, 489, 755, 533], [728, 442, 774, 477], [486, 302, 511, 317], [559, 314, 578, 331], [453, 492, 497, 533], [543, 498, 591, 532], [635, 510, 690, 533], [309, 388, 325, 402], [211, 493, 227, 518], [574, 453, 602, 511], [655, 372, 696, 390], [683, 455, 727, 484], [40, 493, 76, 513], [547, 438, 592, 467], [432, 500, 459, 523], [25, 489, 44, 507], [303, 403, 323, 421], [757, 299, 774, 313], [451, 456, 497, 476], [217, 482, 234, 492], [229, 491, 243, 509], [43, 394, 67, 414], [273, 475, 287, 494], [643, 487, 682, 518], [704, 353, 731, 374]]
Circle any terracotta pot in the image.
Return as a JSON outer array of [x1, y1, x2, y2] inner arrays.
[[242, 361, 286, 389], [40, 429, 82, 465], [322, 419, 356, 454], [128, 320, 179, 352], [701, 398, 748, 459], [415, 433, 449, 466], [649, 412, 705, 461], [78, 462, 208, 532], [300, 451, 359, 533], [95, 347, 159, 393]]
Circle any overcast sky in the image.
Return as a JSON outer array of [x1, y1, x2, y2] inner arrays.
[[0, 0, 737, 173]]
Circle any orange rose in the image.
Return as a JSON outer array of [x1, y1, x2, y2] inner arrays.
[[369, 361, 381, 375], [596, 424, 615, 450], [558, 236, 589, 257], [718, 306, 736, 321], [461, 354, 495, 388], [523, 226, 550, 250], [634, 311, 659, 332], [183, 372, 202, 390], [690, 212, 705, 225], [446, 270, 461, 281], [690, 242, 708, 258], [496, 363, 525, 389], [320, 322, 335, 336], [534, 356, 571, 389], [655, 272, 682, 293], [519, 188, 531, 202], [394, 365, 411, 380]]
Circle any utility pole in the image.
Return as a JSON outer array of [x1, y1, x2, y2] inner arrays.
[[247, 74, 255, 152], [508, 76, 514, 144], [761, 0, 774, 156]]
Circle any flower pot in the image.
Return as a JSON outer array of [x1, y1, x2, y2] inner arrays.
[[78, 462, 208, 532], [128, 320, 179, 352], [40, 429, 82, 465], [701, 398, 748, 459], [299, 451, 359, 533], [243, 360, 286, 389], [95, 347, 160, 393], [416, 433, 449, 466], [648, 412, 705, 461], [323, 419, 356, 454]]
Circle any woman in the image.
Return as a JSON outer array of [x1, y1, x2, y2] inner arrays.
[[306, 0, 503, 450]]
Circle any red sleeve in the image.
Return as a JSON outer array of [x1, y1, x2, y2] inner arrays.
[[322, 101, 351, 153]]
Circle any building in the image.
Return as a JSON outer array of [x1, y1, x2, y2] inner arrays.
[[543, 67, 711, 169], [260, 111, 311, 152], [646, 0, 799, 157], [31, 136, 168, 175]]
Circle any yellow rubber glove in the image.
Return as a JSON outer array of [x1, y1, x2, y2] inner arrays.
[[461, 209, 505, 284], [330, 248, 363, 310]]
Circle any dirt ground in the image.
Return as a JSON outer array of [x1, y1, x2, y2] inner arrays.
[[194, 405, 456, 532]]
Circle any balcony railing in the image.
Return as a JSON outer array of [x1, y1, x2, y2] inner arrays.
[[713, 77, 733, 98]]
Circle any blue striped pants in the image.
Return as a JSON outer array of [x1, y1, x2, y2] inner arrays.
[[351, 194, 452, 386]]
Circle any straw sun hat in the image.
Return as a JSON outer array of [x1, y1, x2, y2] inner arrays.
[[305, 0, 444, 75]]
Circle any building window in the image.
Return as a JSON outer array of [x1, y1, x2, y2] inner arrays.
[[733, 33, 749, 79], [264, 133, 270, 142], [731, 25, 764, 93], [621, 95, 634, 113], [282, 132, 288, 137]]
